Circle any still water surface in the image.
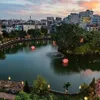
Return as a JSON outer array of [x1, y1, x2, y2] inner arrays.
[[0, 41, 100, 93]]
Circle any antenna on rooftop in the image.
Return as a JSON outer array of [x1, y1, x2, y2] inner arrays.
[[30, 16, 31, 20]]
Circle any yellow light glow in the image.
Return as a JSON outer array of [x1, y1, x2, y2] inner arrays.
[[21, 81, 24, 85], [84, 96, 88, 100], [48, 85, 50, 89], [79, 85, 81, 89], [8, 76, 11, 81]]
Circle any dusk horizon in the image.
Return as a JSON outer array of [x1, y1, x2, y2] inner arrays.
[[0, 0, 100, 20]]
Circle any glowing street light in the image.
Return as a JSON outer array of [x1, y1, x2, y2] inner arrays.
[[21, 81, 24, 85], [8, 76, 11, 81], [48, 84, 50, 89], [84, 96, 88, 100], [79, 85, 81, 89]]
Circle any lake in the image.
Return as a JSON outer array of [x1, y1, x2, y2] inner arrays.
[[0, 41, 100, 93]]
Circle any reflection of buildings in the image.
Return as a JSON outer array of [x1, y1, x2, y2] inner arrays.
[[81, 69, 98, 76]]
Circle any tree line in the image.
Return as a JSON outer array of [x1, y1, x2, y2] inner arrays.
[[53, 24, 100, 54]]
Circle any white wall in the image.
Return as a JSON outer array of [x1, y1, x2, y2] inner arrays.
[[6, 27, 14, 33], [23, 25, 41, 32]]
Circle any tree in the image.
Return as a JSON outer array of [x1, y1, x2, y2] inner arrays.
[[2, 30, 9, 38], [79, 83, 88, 92], [1, 25, 6, 28], [41, 27, 48, 35], [27, 29, 41, 37], [32, 75, 48, 95], [63, 82, 71, 91], [15, 91, 32, 100], [23, 81, 30, 93], [27, 29, 35, 37], [55, 24, 86, 51], [18, 30, 26, 38], [34, 29, 41, 37], [53, 23, 100, 54]]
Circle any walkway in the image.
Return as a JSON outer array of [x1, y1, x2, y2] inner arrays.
[[0, 92, 15, 100], [0, 37, 51, 49]]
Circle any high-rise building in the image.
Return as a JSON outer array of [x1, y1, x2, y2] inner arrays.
[[91, 15, 100, 25], [41, 19, 47, 28], [79, 10, 93, 23], [79, 10, 93, 29], [63, 13, 79, 24], [47, 17, 54, 27], [55, 17, 62, 26]]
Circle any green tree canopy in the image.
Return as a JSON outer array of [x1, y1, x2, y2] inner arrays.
[[32, 75, 48, 95], [41, 27, 48, 35], [54, 23, 100, 54], [23, 81, 30, 93], [15, 91, 32, 100]]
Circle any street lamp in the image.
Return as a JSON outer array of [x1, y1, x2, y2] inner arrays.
[[8, 76, 11, 81], [79, 85, 81, 89], [48, 84, 50, 89], [21, 81, 24, 85], [84, 96, 88, 100]]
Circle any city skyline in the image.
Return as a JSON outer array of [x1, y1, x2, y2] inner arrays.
[[0, 0, 100, 20]]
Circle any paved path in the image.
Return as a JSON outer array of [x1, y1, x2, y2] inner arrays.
[[0, 37, 51, 49], [0, 92, 15, 100]]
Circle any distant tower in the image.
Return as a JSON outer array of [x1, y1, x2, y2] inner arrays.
[[29, 16, 31, 25], [30, 16, 31, 20]]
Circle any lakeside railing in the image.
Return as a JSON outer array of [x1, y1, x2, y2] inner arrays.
[[0, 37, 51, 49], [50, 89, 79, 96]]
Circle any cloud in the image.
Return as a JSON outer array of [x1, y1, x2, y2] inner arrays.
[[0, 0, 100, 19], [0, 0, 32, 5], [5, 1, 80, 19], [78, 0, 100, 9]]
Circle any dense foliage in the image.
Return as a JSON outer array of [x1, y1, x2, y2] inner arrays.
[[32, 75, 48, 95], [15, 91, 72, 100], [27, 29, 41, 37], [23, 81, 30, 93], [1, 28, 46, 39], [41, 27, 48, 35], [15, 75, 97, 100], [54, 24, 100, 54]]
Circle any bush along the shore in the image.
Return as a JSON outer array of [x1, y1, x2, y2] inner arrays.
[[53, 24, 100, 55], [15, 76, 98, 100]]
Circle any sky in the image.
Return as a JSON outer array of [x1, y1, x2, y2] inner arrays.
[[0, 0, 100, 20]]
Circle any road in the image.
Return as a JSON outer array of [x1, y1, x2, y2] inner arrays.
[[0, 92, 15, 100]]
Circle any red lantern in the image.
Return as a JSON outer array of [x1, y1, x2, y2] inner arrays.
[[80, 38, 84, 43], [31, 46, 35, 50], [62, 58, 69, 64], [63, 63, 68, 67], [53, 41, 56, 46]]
